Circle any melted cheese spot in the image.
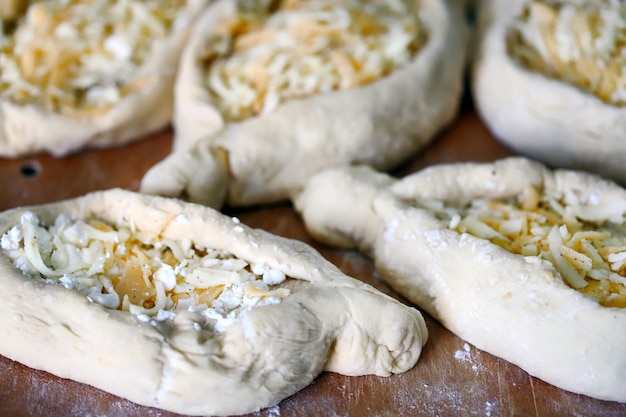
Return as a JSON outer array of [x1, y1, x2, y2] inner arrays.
[[506, 0, 626, 106], [0, 0, 188, 116], [417, 185, 626, 307], [201, 0, 427, 122], [0, 211, 292, 332]]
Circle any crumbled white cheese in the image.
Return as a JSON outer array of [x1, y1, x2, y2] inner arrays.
[[1, 211, 291, 333]]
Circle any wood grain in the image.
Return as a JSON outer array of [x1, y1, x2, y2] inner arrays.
[[0, 102, 625, 417]]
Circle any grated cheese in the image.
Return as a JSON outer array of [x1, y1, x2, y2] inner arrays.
[[0, 211, 291, 332], [506, 0, 626, 106], [417, 185, 626, 307], [200, 0, 427, 122], [0, 0, 188, 116]]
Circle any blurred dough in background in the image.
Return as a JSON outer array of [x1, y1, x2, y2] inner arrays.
[[0, 0, 209, 157], [472, 0, 626, 184], [141, 0, 468, 209]]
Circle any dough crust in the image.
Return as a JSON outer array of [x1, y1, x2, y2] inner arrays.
[[0, 189, 427, 416], [0, 1, 209, 158], [472, 0, 626, 184], [294, 157, 626, 402], [140, 0, 468, 208]]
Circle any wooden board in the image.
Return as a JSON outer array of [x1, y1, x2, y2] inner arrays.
[[1, 100, 625, 417]]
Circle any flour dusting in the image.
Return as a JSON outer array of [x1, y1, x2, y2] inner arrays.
[[485, 400, 494, 417], [255, 404, 280, 416], [454, 342, 471, 361], [454, 342, 483, 372]]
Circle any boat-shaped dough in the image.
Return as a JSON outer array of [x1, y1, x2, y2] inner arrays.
[[0, 0, 208, 157], [472, 0, 626, 183], [294, 157, 626, 402], [0, 189, 427, 416], [140, 0, 467, 208]]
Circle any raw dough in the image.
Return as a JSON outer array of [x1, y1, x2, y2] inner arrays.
[[294, 157, 626, 402], [0, 0, 209, 158], [0, 189, 427, 416], [472, 0, 626, 184], [140, 0, 468, 208]]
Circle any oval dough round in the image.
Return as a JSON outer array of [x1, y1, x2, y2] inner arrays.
[[0, 189, 427, 416], [294, 157, 626, 403], [472, 0, 626, 184], [140, 0, 468, 208], [0, 0, 209, 158]]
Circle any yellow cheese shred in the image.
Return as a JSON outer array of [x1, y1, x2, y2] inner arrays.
[[418, 185, 626, 308], [506, 0, 626, 106], [0, 0, 187, 116], [201, 0, 427, 121]]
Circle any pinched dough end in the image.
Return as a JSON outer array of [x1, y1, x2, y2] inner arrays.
[[294, 165, 395, 252], [320, 286, 428, 377], [140, 142, 230, 208]]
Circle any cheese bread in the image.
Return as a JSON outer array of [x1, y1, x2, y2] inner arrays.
[[294, 157, 626, 402], [472, 0, 626, 184], [0, 189, 427, 416], [140, 0, 467, 208], [0, 0, 208, 157]]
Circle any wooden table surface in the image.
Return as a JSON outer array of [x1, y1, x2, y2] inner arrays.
[[1, 98, 625, 417]]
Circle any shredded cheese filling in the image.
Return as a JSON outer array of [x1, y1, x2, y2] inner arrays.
[[506, 0, 626, 106], [417, 185, 626, 308], [0, 0, 187, 117], [201, 0, 426, 121], [0, 211, 291, 332]]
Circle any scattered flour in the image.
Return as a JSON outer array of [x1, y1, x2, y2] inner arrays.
[[454, 342, 480, 372], [485, 400, 495, 417], [454, 342, 472, 361], [255, 404, 280, 416]]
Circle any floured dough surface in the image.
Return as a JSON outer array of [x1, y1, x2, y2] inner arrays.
[[294, 157, 626, 402], [472, 0, 626, 184], [140, 0, 467, 208], [0, 0, 209, 157], [0, 189, 427, 416]]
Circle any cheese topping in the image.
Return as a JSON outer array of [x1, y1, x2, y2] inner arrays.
[[0, 211, 291, 332], [506, 0, 626, 106], [0, 0, 187, 117], [201, 0, 426, 121], [417, 185, 626, 307]]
